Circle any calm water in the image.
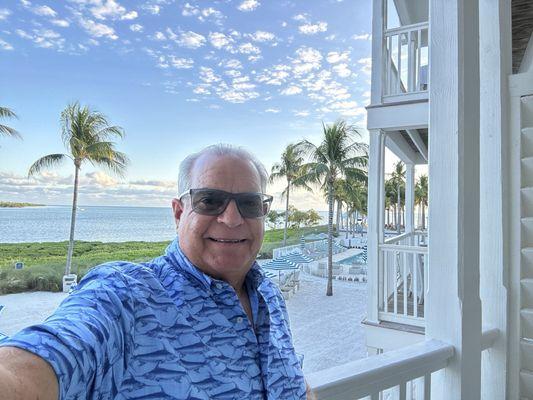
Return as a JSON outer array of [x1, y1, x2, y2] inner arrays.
[[0, 206, 330, 243], [0, 206, 177, 243]]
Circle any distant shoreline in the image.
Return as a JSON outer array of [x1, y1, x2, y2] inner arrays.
[[0, 202, 45, 208]]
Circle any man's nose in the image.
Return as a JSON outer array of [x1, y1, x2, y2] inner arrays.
[[217, 199, 244, 227]]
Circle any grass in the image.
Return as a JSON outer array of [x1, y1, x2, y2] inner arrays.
[[0, 202, 45, 208], [0, 225, 332, 294]]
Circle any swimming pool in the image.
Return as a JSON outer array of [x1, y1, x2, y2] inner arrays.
[[338, 253, 367, 265]]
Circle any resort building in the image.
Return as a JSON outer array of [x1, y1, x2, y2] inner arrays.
[[308, 0, 533, 398]]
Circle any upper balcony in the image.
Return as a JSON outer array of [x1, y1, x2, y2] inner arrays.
[[368, 0, 429, 131]]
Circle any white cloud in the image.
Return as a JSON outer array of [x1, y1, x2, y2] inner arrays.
[[129, 23, 143, 32], [182, 3, 198, 16], [238, 42, 260, 55], [294, 110, 310, 117], [176, 31, 206, 48], [0, 9, 11, 20], [292, 46, 322, 76], [358, 57, 372, 75], [249, 30, 276, 43], [168, 56, 194, 69], [209, 32, 233, 49], [89, 0, 137, 21], [153, 31, 166, 41], [281, 86, 302, 95], [352, 33, 371, 40], [15, 28, 65, 50], [332, 63, 352, 78], [220, 59, 242, 69], [0, 38, 13, 50], [325, 34, 336, 41], [237, 0, 260, 12], [51, 19, 70, 27], [326, 51, 350, 64], [32, 5, 57, 17], [142, 4, 160, 14], [79, 19, 118, 40], [298, 21, 327, 35], [293, 14, 308, 22], [199, 67, 221, 83], [256, 64, 291, 85], [265, 108, 280, 113]]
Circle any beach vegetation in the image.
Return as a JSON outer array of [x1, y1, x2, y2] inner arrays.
[[415, 174, 428, 230], [269, 143, 311, 247], [295, 120, 368, 296], [0, 202, 45, 208], [0, 106, 21, 141], [0, 225, 330, 294], [28, 102, 129, 278]]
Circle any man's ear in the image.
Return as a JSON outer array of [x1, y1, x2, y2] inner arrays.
[[172, 198, 184, 225]]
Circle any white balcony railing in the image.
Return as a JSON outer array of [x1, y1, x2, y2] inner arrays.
[[379, 231, 428, 327], [383, 22, 429, 97], [308, 329, 498, 400], [308, 339, 454, 400]]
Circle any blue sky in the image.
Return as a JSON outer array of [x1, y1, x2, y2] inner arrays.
[[0, 0, 372, 210]]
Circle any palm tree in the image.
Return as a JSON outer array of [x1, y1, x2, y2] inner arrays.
[[342, 179, 368, 238], [0, 106, 21, 139], [415, 174, 428, 230], [28, 102, 128, 277], [269, 143, 310, 246], [296, 120, 368, 296], [390, 161, 406, 233]]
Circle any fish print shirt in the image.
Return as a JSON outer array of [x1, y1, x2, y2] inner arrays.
[[0, 239, 306, 399]]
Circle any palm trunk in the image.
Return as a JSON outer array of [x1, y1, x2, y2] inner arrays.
[[345, 208, 349, 239], [422, 204, 426, 230], [336, 199, 341, 233], [283, 181, 290, 246], [327, 179, 334, 296], [397, 184, 401, 234], [65, 163, 80, 276]]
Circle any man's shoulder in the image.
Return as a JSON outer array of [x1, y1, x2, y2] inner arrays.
[[77, 260, 161, 294]]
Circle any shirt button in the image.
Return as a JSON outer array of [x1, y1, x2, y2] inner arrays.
[[236, 317, 243, 323]]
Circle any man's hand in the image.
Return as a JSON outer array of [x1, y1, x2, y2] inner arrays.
[[0, 346, 58, 400]]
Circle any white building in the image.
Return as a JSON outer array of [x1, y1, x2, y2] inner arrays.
[[308, 0, 533, 398]]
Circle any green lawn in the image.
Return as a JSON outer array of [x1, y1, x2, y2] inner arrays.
[[0, 225, 331, 294]]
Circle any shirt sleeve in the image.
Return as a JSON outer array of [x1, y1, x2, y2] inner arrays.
[[0, 263, 137, 400]]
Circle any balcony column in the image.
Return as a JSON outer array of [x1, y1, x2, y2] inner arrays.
[[405, 163, 415, 234], [367, 129, 385, 326], [369, 0, 384, 105], [428, 0, 482, 399]]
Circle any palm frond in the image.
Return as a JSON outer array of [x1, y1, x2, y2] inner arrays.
[[28, 154, 68, 177]]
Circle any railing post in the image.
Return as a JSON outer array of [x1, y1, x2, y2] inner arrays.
[[368, 130, 385, 324], [370, 0, 384, 104], [428, 0, 482, 398]]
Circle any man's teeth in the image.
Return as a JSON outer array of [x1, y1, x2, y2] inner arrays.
[[210, 238, 245, 243]]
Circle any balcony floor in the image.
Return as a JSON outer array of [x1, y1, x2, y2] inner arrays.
[[385, 285, 424, 318]]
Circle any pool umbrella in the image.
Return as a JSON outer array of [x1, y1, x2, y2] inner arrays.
[[281, 252, 313, 264], [262, 258, 298, 282]]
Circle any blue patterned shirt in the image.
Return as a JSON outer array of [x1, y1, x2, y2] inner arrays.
[[0, 239, 306, 399]]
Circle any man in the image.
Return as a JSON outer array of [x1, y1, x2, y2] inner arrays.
[[0, 144, 308, 399]]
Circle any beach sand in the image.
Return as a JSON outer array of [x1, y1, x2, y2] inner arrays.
[[0, 272, 368, 374]]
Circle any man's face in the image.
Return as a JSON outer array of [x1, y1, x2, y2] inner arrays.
[[172, 154, 265, 284]]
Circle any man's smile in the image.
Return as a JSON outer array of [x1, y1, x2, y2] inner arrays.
[[207, 237, 247, 243]]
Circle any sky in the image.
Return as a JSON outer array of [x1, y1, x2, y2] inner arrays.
[[0, 0, 374, 210]]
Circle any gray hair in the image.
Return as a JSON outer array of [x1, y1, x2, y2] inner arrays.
[[178, 144, 269, 195]]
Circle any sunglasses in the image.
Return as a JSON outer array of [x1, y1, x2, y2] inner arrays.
[[178, 188, 273, 219]]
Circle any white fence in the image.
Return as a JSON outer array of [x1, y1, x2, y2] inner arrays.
[[383, 22, 429, 97], [379, 231, 428, 327], [273, 239, 328, 259], [308, 339, 453, 400]]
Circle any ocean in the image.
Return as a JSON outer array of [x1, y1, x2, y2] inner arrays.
[[0, 206, 330, 243]]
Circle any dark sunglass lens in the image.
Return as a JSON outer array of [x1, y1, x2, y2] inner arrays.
[[238, 194, 266, 218], [192, 191, 227, 214]]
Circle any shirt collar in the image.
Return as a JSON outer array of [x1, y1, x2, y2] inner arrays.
[[165, 237, 266, 291]]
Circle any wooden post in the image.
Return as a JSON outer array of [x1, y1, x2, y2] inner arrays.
[[405, 163, 415, 234], [427, 0, 482, 398], [370, 0, 384, 105], [478, 0, 511, 398], [367, 130, 385, 324]]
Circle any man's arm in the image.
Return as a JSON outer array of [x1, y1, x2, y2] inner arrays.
[[0, 346, 58, 400]]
